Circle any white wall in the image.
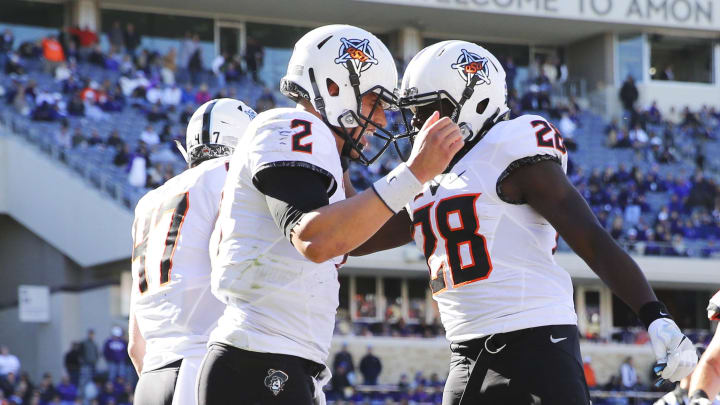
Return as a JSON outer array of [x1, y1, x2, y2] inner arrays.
[[637, 81, 720, 113], [0, 135, 133, 267], [0, 285, 125, 381]]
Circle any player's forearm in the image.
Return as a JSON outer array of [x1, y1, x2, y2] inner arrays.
[[292, 188, 393, 263], [128, 312, 145, 375], [128, 343, 144, 375], [572, 224, 657, 313], [349, 210, 413, 256], [690, 330, 720, 399]]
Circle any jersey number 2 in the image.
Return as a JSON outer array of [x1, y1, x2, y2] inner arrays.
[[412, 194, 492, 294], [291, 119, 312, 154], [132, 192, 189, 293]]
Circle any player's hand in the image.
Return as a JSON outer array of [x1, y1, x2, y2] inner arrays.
[[689, 390, 713, 405], [649, 318, 698, 385], [707, 290, 720, 320], [405, 111, 464, 183]]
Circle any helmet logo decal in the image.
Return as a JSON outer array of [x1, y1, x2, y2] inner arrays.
[[334, 38, 378, 76], [451, 49, 491, 86]]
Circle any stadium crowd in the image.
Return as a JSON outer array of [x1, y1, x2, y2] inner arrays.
[[2, 24, 719, 261]]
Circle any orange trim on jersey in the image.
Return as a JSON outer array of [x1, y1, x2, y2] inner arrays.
[[435, 193, 493, 289], [445, 209, 464, 231], [160, 191, 190, 287], [457, 241, 474, 269]]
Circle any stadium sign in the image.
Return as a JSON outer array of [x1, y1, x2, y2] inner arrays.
[[358, 0, 718, 31]]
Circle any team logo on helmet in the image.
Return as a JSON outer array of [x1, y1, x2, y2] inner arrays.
[[264, 369, 289, 396], [334, 38, 378, 76], [451, 49, 492, 86]]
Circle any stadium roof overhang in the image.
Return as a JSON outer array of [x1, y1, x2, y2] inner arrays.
[[103, 0, 720, 45]]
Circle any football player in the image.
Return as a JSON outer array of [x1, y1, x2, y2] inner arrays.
[[687, 291, 720, 405], [353, 40, 698, 404], [128, 98, 256, 405], [198, 25, 463, 405]]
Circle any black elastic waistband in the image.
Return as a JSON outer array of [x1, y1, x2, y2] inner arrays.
[[156, 359, 183, 370], [450, 324, 575, 359], [210, 343, 325, 378]]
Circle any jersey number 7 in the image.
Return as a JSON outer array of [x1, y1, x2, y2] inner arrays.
[[132, 193, 189, 294], [412, 194, 492, 294]]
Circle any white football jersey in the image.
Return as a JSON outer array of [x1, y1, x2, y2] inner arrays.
[[130, 158, 228, 372], [406, 114, 576, 343], [210, 108, 345, 365]]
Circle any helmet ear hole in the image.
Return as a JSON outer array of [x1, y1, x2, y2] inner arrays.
[[476, 98, 489, 115], [326, 78, 340, 97]]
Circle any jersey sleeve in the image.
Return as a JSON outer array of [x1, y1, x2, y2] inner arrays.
[[246, 110, 341, 196], [490, 114, 569, 204]]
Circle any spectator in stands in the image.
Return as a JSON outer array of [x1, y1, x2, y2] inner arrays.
[[79, 330, 99, 391], [139, 125, 160, 146], [108, 21, 124, 52], [37, 373, 57, 403], [113, 144, 131, 167], [4, 52, 24, 76], [359, 346, 382, 385], [71, 128, 86, 148], [333, 343, 355, 375], [194, 83, 211, 105], [41, 35, 65, 74], [146, 103, 168, 123], [55, 374, 77, 402], [619, 75, 638, 113], [0, 29, 14, 55], [659, 64, 675, 81], [161, 48, 177, 85], [161, 84, 181, 107], [127, 143, 149, 188], [0, 372, 17, 398], [0, 346, 20, 378], [123, 23, 141, 57], [629, 122, 649, 149], [330, 362, 351, 400], [177, 32, 194, 84], [98, 380, 117, 404], [256, 87, 276, 113], [583, 356, 597, 389], [103, 326, 128, 383], [63, 342, 81, 387], [224, 57, 242, 83], [211, 52, 227, 88], [244, 36, 264, 83], [187, 34, 203, 85], [620, 356, 639, 390]]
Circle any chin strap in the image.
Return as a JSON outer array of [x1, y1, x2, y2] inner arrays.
[[451, 75, 479, 122], [308, 67, 356, 160]]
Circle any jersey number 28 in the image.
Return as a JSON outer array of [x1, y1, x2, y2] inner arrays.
[[132, 193, 189, 294], [412, 194, 492, 294]]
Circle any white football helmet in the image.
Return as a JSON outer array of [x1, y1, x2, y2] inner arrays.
[[280, 24, 399, 165], [180, 98, 257, 167], [399, 40, 509, 150]]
